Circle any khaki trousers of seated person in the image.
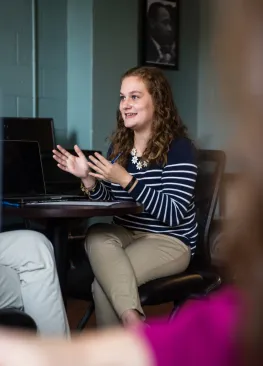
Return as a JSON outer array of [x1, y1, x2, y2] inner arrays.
[[85, 223, 191, 327]]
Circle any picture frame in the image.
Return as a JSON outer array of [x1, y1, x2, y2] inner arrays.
[[139, 0, 180, 70]]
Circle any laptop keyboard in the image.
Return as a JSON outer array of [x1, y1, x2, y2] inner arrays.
[[30, 197, 88, 203]]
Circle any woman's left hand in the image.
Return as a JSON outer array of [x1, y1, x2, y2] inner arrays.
[[87, 152, 132, 187]]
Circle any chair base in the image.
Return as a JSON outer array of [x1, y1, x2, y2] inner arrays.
[[76, 302, 95, 331]]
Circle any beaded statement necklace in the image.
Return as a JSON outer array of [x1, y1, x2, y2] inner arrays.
[[131, 148, 148, 170]]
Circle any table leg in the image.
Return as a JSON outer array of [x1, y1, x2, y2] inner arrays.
[[46, 219, 69, 302]]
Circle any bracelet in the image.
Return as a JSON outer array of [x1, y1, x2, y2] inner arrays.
[[124, 176, 137, 192], [80, 180, 97, 196]]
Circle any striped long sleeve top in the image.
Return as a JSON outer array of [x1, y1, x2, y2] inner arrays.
[[89, 137, 198, 254]]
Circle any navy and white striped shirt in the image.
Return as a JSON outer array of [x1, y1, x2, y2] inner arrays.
[[90, 138, 198, 254]]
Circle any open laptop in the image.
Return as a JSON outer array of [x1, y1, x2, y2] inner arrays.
[[2, 140, 87, 204], [2, 117, 55, 152]]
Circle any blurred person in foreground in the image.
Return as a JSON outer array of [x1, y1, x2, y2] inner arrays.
[[0, 0, 262, 365]]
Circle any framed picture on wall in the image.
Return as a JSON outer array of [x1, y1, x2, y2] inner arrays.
[[139, 0, 180, 70]]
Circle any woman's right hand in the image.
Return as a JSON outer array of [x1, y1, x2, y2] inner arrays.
[[53, 144, 91, 179]]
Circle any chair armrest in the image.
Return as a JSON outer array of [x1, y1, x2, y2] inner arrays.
[[209, 218, 226, 266]]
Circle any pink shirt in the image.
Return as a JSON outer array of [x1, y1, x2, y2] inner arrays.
[[137, 287, 240, 366]]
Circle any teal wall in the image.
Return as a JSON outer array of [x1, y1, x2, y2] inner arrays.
[[0, 0, 68, 141], [67, 0, 93, 149], [165, 0, 200, 139], [92, 0, 139, 155], [37, 0, 68, 144], [0, 0, 202, 152], [197, 0, 231, 150], [0, 0, 33, 117]]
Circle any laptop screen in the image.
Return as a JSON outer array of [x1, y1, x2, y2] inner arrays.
[[2, 117, 55, 152], [3, 140, 46, 197]]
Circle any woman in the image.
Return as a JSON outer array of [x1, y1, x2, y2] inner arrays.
[[1, 1, 263, 365], [53, 66, 198, 327]]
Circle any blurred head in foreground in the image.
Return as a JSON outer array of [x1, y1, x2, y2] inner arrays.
[[215, 0, 263, 364]]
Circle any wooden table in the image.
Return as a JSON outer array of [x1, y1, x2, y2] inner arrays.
[[3, 201, 143, 296]]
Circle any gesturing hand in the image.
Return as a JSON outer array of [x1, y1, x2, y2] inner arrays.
[[88, 152, 132, 187], [52, 145, 90, 179]]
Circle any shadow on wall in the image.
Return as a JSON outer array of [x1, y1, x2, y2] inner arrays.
[[67, 131, 78, 147], [196, 134, 213, 149], [56, 130, 78, 149]]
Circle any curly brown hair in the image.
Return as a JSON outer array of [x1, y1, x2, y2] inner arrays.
[[108, 66, 188, 167]]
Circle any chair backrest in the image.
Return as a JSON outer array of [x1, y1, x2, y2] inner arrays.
[[194, 149, 226, 267]]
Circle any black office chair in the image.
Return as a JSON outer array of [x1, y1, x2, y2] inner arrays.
[[67, 149, 226, 329], [0, 308, 37, 331], [2, 117, 55, 152], [138, 149, 226, 317]]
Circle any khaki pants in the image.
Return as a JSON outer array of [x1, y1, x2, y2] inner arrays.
[[85, 223, 191, 327]]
